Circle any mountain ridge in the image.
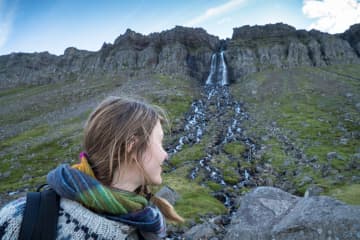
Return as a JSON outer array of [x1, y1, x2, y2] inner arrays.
[[1, 23, 360, 89]]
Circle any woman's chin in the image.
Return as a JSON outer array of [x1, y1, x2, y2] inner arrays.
[[152, 177, 162, 185]]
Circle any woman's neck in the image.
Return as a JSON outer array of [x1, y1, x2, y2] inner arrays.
[[111, 181, 139, 192], [110, 167, 142, 192]]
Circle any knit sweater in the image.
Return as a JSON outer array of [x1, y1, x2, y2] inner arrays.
[[0, 196, 140, 240]]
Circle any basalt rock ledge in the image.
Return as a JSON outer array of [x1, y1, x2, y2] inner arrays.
[[1, 23, 360, 89]]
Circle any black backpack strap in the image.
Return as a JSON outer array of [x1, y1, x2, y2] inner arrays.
[[19, 192, 41, 240], [35, 189, 60, 239], [19, 189, 60, 240]]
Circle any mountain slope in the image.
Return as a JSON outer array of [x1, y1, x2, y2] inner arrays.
[[231, 64, 360, 201]]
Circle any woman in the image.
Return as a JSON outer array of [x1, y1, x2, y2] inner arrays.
[[0, 96, 184, 239]]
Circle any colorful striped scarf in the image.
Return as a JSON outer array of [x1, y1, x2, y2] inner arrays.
[[47, 152, 166, 239]]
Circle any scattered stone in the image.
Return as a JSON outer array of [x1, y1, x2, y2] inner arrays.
[[351, 153, 360, 161], [255, 166, 264, 173], [301, 121, 310, 127], [233, 196, 242, 209], [22, 174, 32, 181], [282, 159, 291, 167], [304, 185, 324, 197], [263, 163, 273, 173], [327, 152, 338, 160], [351, 176, 360, 183], [0, 171, 11, 179], [310, 155, 318, 162], [261, 135, 269, 141], [299, 175, 313, 187], [8, 191, 19, 196], [265, 177, 274, 186], [345, 92, 353, 98], [340, 138, 349, 145], [155, 186, 180, 205], [183, 222, 217, 240], [356, 102, 360, 110]]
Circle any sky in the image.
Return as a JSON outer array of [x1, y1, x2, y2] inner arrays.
[[0, 0, 359, 56]]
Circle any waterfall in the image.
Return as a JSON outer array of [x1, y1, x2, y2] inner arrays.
[[206, 53, 217, 85], [219, 51, 228, 86], [206, 51, 228, 86]]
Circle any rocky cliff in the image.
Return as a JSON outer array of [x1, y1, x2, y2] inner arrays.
[[1, 23, 360, 89], [226, 23, 360, 81], [0, 26, 219, 89]]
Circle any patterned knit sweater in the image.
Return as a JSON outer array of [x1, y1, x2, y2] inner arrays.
[[0, 197, 140, 240]]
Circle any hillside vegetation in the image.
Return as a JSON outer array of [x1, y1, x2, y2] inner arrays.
[[231, 64, 360, 204]]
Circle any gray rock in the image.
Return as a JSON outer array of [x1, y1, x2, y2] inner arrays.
[[327, 152, 338, 160], [0, 171, 11, 179], [183, 222, 217, 240], [155, 185, 180, 205], [340, 138, 349, 144], [224, 187, 299, 240], [352, 176, 360, 183], [352, 153, 360, 161], [273, 196, 360, 240], [299, 175, 313, 187], [356, 102, 360, 110], [224, 187, 360, 240], [304, 185, 324, 197], [346, 92, 353, 98]]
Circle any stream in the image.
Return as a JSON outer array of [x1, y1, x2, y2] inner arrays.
[[167, 50, 259, 212]]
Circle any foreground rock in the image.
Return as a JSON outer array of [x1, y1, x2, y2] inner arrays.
[[224, 187, 360, 240]]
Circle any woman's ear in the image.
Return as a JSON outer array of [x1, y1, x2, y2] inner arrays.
[[127, 136, 137, 153]]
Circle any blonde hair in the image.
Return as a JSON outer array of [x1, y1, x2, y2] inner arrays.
[[83, 96, 184, 223]]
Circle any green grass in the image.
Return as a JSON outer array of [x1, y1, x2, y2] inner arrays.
[[145, 74, 198, 126], [162, 171, 227, 222], [0, 76, 120, 126], [170, 144, 206, 167], [326, 184, 360, 205], [223, 142, 247, 156], [231, 64, 360, 196], [0, 125, 50, 151], [0, 130, 82, 193], [0, 73, 199, 204], [261, 138, 288, 170], [212, 154, 241, 185]]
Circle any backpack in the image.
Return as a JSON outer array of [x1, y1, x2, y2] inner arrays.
[[19, 184, 60, 240]]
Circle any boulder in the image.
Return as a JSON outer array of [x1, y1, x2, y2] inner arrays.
[[224, 187, 360, 240], [183, 222, 217, 240], [155, 185, 180, 205]]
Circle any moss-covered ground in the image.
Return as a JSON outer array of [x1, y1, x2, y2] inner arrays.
[[0, 73, 229, 222], [231, 64, 360, 204]]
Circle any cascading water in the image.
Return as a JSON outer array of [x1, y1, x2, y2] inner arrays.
[[168, 50, 258, 214], [206, 51, 228, 86], [219, 51, 228, 86], [205, 54, 217, 85]]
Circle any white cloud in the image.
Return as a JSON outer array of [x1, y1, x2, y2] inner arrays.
[[302, 0, 360, 33], [0, 0, 16, 50], [186, 0, 247, 26]]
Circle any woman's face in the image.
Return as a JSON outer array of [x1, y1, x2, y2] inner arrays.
[[141, 120, 168, 185]]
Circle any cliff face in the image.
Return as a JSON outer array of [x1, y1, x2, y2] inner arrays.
[[1, 23, 360, 89], [226, 23, 360, 81], [0, 26, 219, 88]]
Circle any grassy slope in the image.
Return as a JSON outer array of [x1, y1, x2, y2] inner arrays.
[[0, 73, 226, 222], [231, 64, 360, 204]]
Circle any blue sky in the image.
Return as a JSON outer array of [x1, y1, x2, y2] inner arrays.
[[0, 0, 359, 55]]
